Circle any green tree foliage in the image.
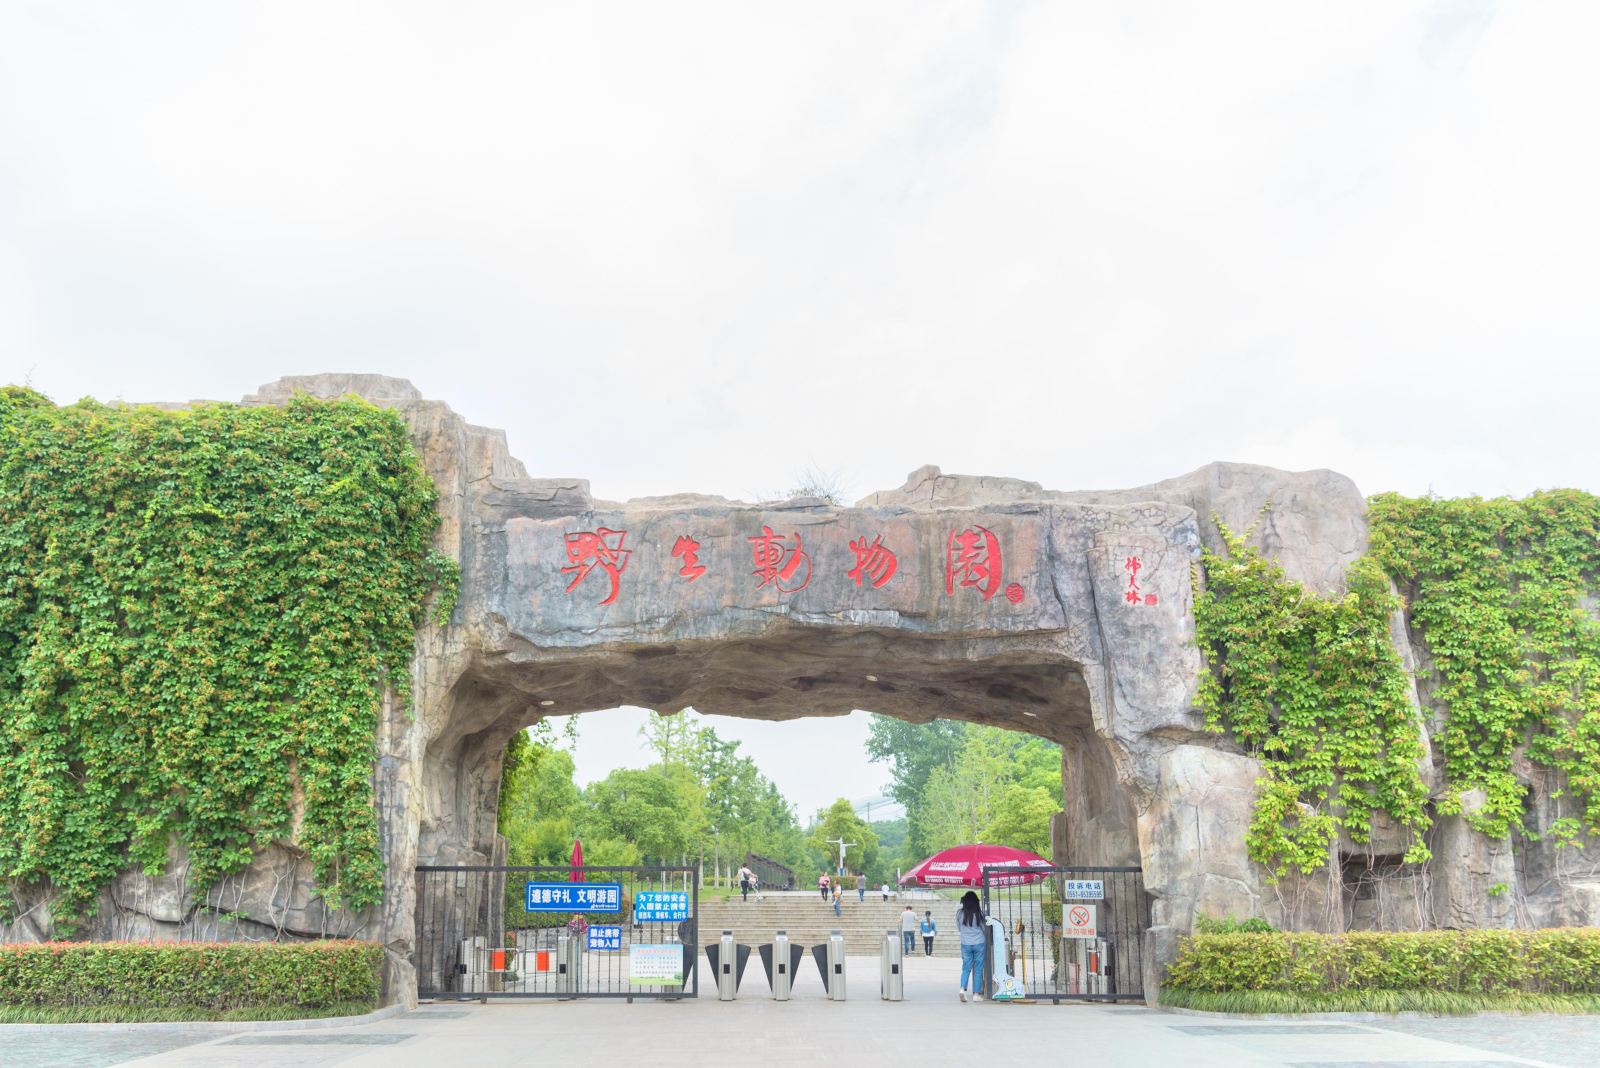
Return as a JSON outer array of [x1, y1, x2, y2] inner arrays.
[[870, 817, 907, 858], [640, 711, 809, 877], [865, 715, 967, 856], [0, 389, 454, 926], [806, 798, 878, 875], [864, 716, 1062, 866], [1368, 491, 1600, 843], [500, 739, 599, 867], [982, 785, 1060, 856], [918, 725, 1063, 853], [585, 764, 707, 862], [1194, 516, 1430, 878], [639, 710, 702, 765], [498, 713, 810, 882]]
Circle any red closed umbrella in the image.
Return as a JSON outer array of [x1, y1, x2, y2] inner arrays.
[[570, 839, 585, 883], [899, 844, 1052, 888]]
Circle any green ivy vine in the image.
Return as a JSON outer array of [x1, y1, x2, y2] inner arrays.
[[1197, 491, 1600, 879], [1194, 516, 1431, 878], [1367, 491, 1600, 844], [0, 388, 457, 929]]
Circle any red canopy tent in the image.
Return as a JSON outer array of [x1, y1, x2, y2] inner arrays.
[[899, 843, 1052, 888]]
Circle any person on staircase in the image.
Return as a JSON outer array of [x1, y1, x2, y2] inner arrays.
[[831, 879, 843, 918], [921, 910, 937, 956], [819, 872, 831, 901], [738, 863, 754, 902], [900, 904, 918, 955]]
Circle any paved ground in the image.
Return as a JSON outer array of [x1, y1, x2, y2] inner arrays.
[[5, 955, 1598, 1068]]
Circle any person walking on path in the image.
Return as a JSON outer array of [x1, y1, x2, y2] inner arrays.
[[900, 905, 918, 955], [920, 910, 937, 956], [956, 890, 986, 1002], [857, 877, 865, 903], [831, 880, 843, 918], [738, 864, 754, 903], [819, 872, 831, 901]]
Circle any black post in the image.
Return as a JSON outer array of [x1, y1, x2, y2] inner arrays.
[[691, 862, 700, 999]]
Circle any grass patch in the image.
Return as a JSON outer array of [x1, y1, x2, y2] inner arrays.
[[0, 1000, 378, 1024], [1160, 987, 1600, 1016]]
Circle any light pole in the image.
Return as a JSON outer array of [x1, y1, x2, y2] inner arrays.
[[825, 836, 856, 878]]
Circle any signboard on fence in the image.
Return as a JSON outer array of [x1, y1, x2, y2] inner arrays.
[[587, 925, 622, 951], [524, 882, 622, 912], [633, 890, 690, 922], [1062, 879, 1104, 900], [1062, 903, 1097, 939], [629, 943, 684, 986]]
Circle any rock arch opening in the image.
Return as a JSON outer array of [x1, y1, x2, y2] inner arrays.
[[419, 632, 1138, 880]]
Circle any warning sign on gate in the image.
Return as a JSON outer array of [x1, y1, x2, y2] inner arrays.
[[1063, 903, 1097, 939]]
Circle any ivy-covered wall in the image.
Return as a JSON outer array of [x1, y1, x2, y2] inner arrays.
[[1196, 492, 1600, 885], [0, 388, 454, 931]]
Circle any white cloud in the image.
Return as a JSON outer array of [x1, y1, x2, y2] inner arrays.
[[3, 1, 1596, 802]]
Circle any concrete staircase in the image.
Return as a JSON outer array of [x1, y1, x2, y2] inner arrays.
[[697, 892, 963, 958]]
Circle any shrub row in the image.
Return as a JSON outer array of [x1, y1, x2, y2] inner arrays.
[[1165, 928, 1600, 996], [0, 940, 383, 1011]]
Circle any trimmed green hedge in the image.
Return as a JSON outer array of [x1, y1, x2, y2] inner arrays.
[[1163, 929, 1600, 1013], [0, 940, 382, 1013]]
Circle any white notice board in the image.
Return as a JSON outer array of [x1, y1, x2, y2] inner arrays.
[[629, 943, 684, 986]]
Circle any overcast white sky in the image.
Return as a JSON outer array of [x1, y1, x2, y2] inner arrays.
[[2, 2, 1596, 817]]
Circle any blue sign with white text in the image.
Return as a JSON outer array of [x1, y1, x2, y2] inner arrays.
[[1063, 880, 1104, 900], [524, 882, 622, 912], [633, 890, 690, 922], [587, 925, 623, 951]]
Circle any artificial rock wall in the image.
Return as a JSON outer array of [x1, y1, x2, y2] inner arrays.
[[13, 374, 1600, 1004]]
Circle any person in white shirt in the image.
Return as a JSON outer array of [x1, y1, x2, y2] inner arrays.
[[900, 905, 918, 955]]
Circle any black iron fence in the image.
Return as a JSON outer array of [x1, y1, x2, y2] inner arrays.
[[981, 864, 1148, 1002], [415, 864, 699, 1000]]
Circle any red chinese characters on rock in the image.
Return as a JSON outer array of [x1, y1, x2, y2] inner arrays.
[[847, 534, 897, 589], [562, 528, 631, 606], [1123, 555, 1157, 607], [749, 526, 811, 594], [946, 526, 1002, 601], [671, 535, 706, 582]]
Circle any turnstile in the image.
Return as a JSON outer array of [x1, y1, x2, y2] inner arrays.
[[704, 930, 751, 1000], [810, 929, 847, 1001], [880, 928, 904, 1001], [758, 930, 805, 1000]]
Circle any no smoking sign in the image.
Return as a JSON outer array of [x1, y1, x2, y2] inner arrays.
[[1063, 903, 1097, 939]]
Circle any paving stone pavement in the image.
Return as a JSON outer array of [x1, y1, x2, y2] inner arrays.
[[5, 956, 1597, 1068]]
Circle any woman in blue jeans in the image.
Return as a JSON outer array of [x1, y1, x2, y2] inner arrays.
[[956, 890, 986, 1002]]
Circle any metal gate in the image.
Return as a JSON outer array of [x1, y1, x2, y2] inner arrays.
[[415, 864, 699, 1000], [981, 864, 1148, 1002]]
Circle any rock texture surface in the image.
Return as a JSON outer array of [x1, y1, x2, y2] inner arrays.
[[14, 374, 1598, 1005]]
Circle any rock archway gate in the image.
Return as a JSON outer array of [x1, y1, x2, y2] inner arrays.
[[251, 376, 1366, 1003]]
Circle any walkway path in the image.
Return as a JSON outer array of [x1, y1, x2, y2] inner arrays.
[[6, 955, 1598, 1068]]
